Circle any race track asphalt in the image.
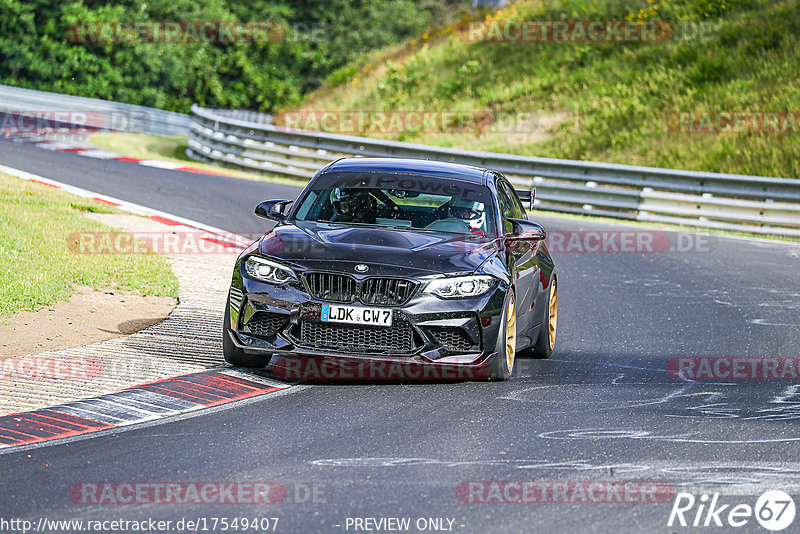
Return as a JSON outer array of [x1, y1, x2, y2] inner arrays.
[[2, 139, 800, 534]]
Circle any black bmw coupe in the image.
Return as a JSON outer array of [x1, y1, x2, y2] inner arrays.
[[223, 158, 557, 381]]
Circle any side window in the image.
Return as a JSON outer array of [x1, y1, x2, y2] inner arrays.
[[508, 184, 526, 218], [496, 181, 517, 234]]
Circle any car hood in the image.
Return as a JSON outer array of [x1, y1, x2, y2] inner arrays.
[[258, 222, 500, 277]]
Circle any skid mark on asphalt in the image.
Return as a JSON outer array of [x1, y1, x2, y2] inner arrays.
[[750, 319, 800, 326], [639, 283, 800, 326], [0, 368, 290, 450], [539, 427, 800, 444], [498, 385, 556, 402], [308, 458, 800, 494], [500, 359, 800, 444], [505, 358, 695, 411], [533, 382, 800, 443]]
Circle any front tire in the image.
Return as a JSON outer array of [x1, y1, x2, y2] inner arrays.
[[532, 277, 557, 358], [489, 292, 517, 381], [223, 297, 272, 368]]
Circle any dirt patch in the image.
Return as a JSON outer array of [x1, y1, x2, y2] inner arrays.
[[503, 111, 571, 148], [0, 285, 177, 359], [1, 212, 182, 359]]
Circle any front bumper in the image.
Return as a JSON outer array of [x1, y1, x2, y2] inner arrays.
[[226, 259, 509, 375]]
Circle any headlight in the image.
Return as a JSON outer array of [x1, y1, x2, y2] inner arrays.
[[244, 256, 297, 285], [423, 275, 496, 298]]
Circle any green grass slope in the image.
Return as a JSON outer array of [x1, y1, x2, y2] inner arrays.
[[292, 0, 800, 178]]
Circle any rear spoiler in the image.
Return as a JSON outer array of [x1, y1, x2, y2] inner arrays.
[[516, 188, 536, 211]]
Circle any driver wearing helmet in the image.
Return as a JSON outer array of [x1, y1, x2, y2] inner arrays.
[[446, 197, 487, 235], [330, 188, 377, 224]]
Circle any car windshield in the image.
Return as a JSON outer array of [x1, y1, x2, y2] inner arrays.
[[292, 172, 496, 236]]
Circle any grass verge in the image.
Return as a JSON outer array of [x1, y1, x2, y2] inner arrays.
[[0, 173, 179, 317]]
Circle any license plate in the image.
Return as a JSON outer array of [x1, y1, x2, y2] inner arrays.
[[321, 304, 393, 327]]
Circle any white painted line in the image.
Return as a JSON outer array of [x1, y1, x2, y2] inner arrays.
[[139, 160, 184, 170], [108, 413, 166, 427], [11, 135, 238, 179], [52, 405, 129, 425], [34, 142, 85, 151], [220, 368, 292, 389], [114, 389, 203, 413], [60, 399, 167, 427], [79, 149, 122, 160], [0, 163, 251, 248], [168, 224, 205, 234], [0, 384, 309, 455], [77, 397, 169, 418]]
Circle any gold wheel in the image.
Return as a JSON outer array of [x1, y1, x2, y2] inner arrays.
[[505, 295, 517, 373], [548, 280, 558, 350]]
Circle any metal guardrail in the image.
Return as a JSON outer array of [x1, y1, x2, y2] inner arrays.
[[187, 105, 800, 237], [0, 84, 190, 135]]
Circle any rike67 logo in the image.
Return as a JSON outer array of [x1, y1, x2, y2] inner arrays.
[[668, 490, 796, 531]]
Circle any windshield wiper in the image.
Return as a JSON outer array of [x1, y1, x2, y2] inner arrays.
[[312, 220, 416, 230], [312, 220, 372, 227]]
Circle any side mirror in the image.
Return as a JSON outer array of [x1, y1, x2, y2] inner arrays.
[[255, 199, 292, 222], [516, 188, 536, 212], [507, 218, 546, 241]]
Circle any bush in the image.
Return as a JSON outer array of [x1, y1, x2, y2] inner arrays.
[[0, 0, 463, 113]]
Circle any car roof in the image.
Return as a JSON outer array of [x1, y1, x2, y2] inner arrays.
[[323, 157, 489, 184]]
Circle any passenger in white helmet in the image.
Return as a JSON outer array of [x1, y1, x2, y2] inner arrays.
[[444, 197, 487, 235]]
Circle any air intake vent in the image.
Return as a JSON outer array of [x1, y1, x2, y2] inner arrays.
[[427, 326, 478, 352], [295, 322, 417, 353], [245, 311, 288, 337]]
